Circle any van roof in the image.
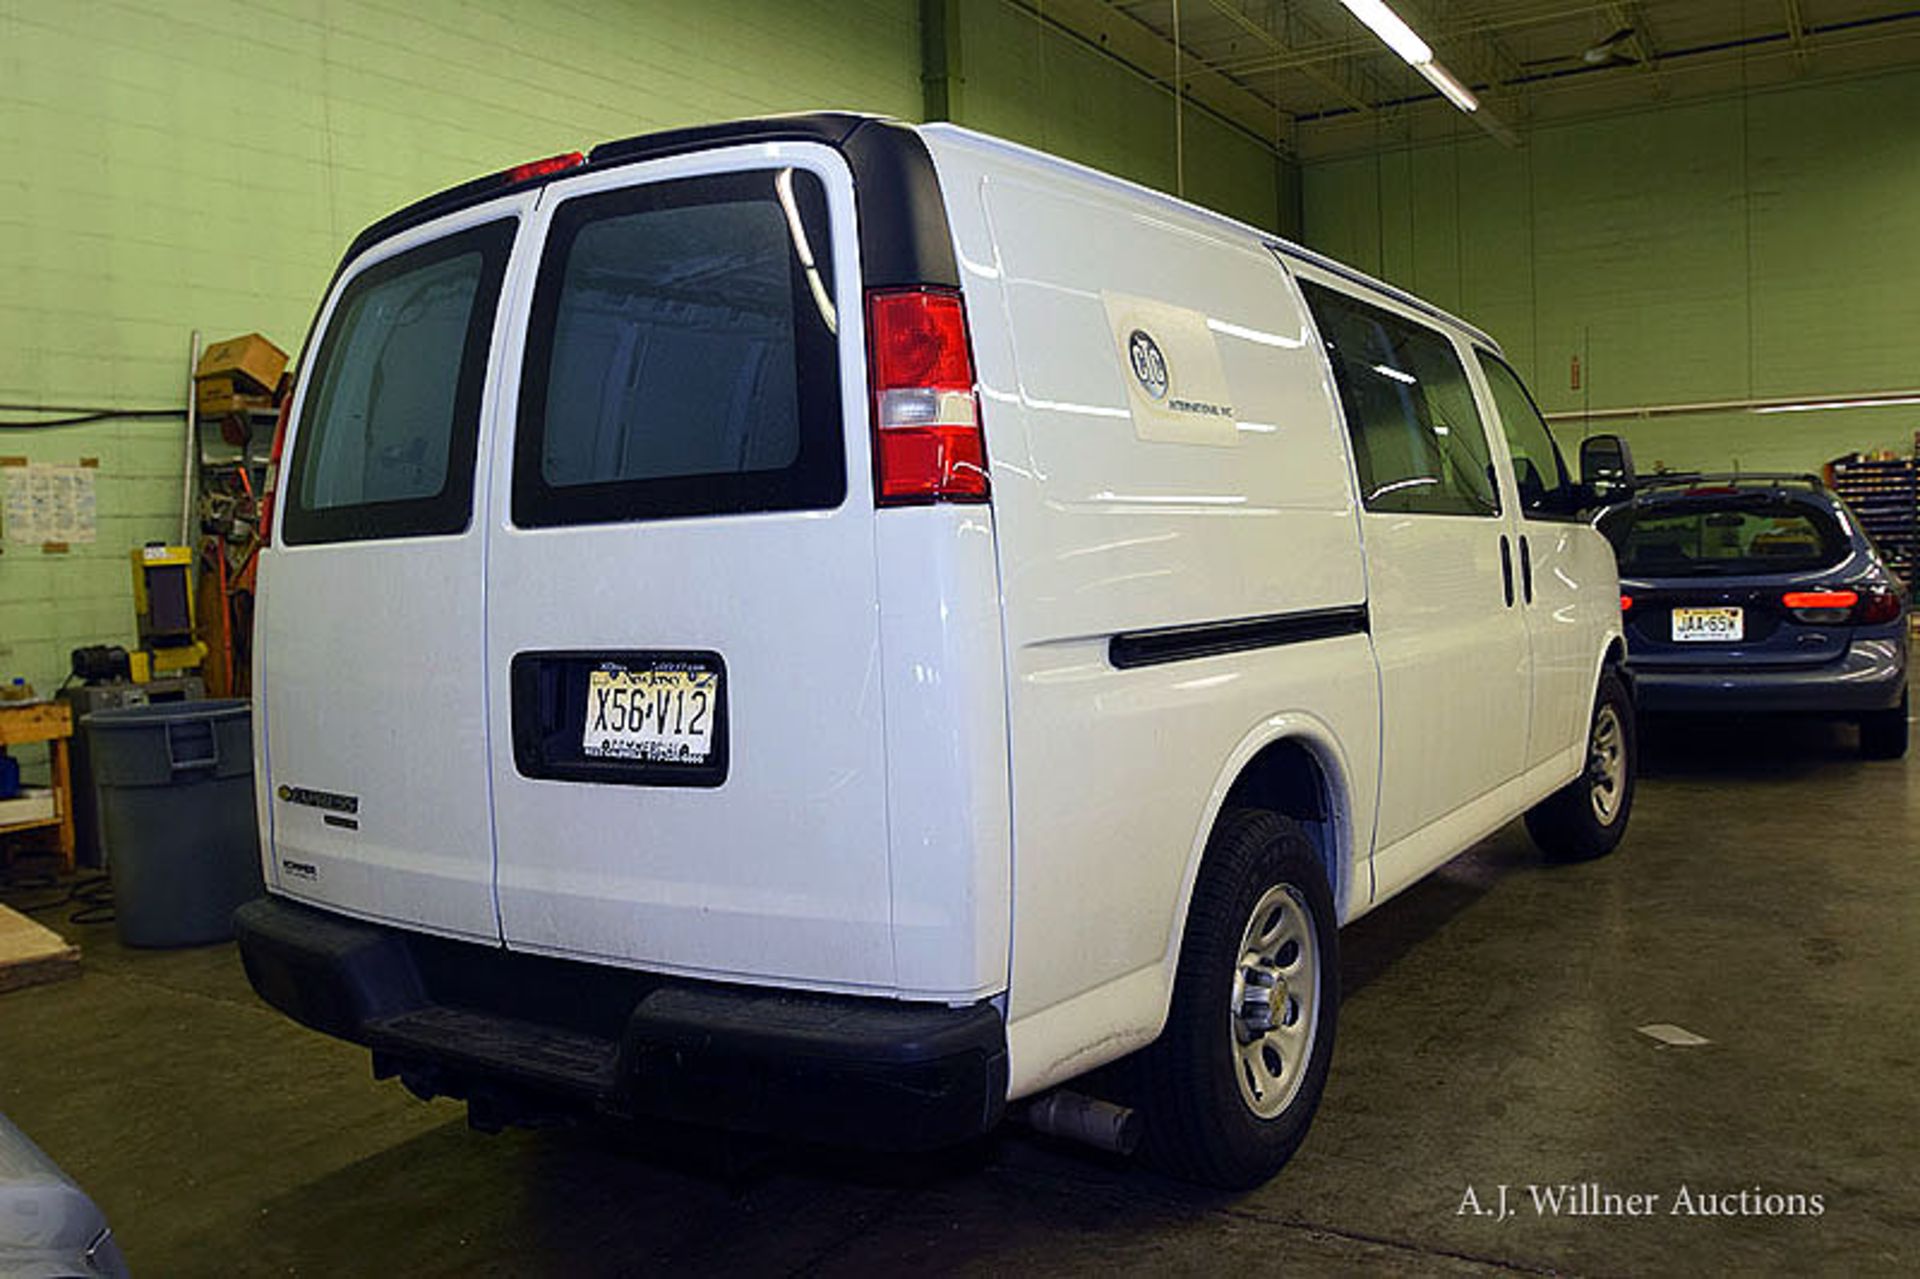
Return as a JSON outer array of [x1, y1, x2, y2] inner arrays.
[[337, 111, 1498, 354], [339, 113, 957, 292], [917, 122, 1501, 354]]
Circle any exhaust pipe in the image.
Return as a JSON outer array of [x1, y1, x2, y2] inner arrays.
[[1021, 1090, 1142, 1155]]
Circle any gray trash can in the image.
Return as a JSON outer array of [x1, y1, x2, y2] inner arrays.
[[83, 698, 263, 947]]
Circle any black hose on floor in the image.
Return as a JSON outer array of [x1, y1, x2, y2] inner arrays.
[[0, 861, 115, 926]]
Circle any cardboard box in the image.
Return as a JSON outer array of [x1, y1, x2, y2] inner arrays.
[[196, 375, 275, 418], [195, 332, 288, 395]]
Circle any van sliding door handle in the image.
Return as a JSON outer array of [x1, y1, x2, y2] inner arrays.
[[1519, 535, 1535, 604], [1498, 536, 1515, 607]]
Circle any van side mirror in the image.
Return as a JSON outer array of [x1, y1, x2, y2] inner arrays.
[[1579, 434, 1636, 501]]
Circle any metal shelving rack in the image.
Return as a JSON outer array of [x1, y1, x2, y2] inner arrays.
[[184, 334, 280, 700], [1827, 440, 1920, 592]]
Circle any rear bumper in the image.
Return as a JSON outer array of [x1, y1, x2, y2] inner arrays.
[[1630, 638, 1907, 715], [234, 896, 1008, 1150]]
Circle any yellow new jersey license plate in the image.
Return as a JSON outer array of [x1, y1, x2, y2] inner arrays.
[[582, 666, 719, 763], [1671, 606, 1743, 643]]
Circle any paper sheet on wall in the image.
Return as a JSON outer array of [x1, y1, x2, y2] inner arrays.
[[2, 464, 97, 544]]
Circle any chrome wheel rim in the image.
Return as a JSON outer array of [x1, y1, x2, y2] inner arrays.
[[1229, 883, 1320, 1119], [1588, 704, 1625, 826]]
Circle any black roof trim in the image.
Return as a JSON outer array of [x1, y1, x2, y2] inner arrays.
[[837, 118, 962, 289], [343, 160, 570, 264], [337, 112, 958, 291], [586, 111, 868, 164]]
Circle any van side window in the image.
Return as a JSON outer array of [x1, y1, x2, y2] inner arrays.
[[1299, 281, 1500, 518], [1477, 351, 1579, 518], [513, 168, 845, 528], [283, 220, 516, 544]]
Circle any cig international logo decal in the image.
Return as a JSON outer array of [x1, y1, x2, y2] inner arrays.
[[1127, 329, 1169, 400], [1102, 292, 1236, 446]]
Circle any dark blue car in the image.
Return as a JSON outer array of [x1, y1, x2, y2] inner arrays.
[[1596, 474, 1910, 758]]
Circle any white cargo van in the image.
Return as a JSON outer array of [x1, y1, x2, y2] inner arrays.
[[236, 113, 1633, 1188]]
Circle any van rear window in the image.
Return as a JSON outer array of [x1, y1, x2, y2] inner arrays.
[[512, 168, 845, 528], [282, 221, 515, 545]]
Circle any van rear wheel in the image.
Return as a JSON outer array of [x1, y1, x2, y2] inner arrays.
[[1525, 667, 1635, 861], [1135, 807, 1338, 1190]]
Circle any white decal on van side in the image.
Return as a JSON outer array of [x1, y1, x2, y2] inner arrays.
[[1100, 291, 1237, 447]]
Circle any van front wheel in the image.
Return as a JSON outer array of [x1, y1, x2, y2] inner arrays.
[[1525, 667, 1635, 861], [1136, 808, 1339, 1189]]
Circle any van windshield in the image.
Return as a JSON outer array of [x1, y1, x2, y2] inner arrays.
[[1597, 497, 1849, 577]]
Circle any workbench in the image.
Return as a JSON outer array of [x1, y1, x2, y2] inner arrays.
[[0, 702, 76, 874]]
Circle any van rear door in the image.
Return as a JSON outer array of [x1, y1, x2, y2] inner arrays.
[[483, 145, 899, 993], [260, 197, 531, 940]]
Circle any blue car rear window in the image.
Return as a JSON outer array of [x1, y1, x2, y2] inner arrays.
[[1598, 497, 1849, 576]]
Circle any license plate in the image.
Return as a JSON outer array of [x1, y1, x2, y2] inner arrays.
[[582, 664, 720, 763], [1672, 606, 1743, 643]]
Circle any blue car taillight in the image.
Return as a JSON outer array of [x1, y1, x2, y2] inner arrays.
[[1852, 586, 1903, 626], [1781, 587, 1902, 626]]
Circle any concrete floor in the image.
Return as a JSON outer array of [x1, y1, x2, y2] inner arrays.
[[2, 709, 1916, 1276]]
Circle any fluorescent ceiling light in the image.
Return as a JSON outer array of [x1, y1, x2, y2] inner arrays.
[[1752, 395, 1920, 414], [1416, 61, 1479, 112], [1338, 0, 1431, 65], [1338, 2, 1481, 118]]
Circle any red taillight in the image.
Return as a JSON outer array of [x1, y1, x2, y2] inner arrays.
[[260, 396, 291, 547], [1853, 586, 1903, 625], [1780, 586, 1905, 626], [1620, 594, 1634, 612], [505, 151, 585, 184], [866, 287, 988, 504], [1782, 590, 1858, 610]]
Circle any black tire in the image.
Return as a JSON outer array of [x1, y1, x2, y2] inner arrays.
[[1860, 690, 1909, 760], [1525, 666, 1635, 862], [1135, 807, 1339, 1190]]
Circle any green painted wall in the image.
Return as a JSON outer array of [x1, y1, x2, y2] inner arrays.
[[1301, 68, 1920, 477], [0, 0, 922, 703], [0, 0, 1294, 714]]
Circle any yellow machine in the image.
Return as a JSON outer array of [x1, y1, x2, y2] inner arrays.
[[129, 545, 208, 682]]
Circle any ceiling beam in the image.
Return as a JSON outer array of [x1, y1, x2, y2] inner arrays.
[[1606, 0, 1666, 93], [1214, 2, 1625, 78], [1783, 0, 1809, 72], [1202, 0, 1382, 119], [1251, 0, 1525, 145], [1296, 14, 1920, 160], [1010, 0, 1299, 154], [1399, 0, 1534, 130], [1406, 0, 1530, 85]]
